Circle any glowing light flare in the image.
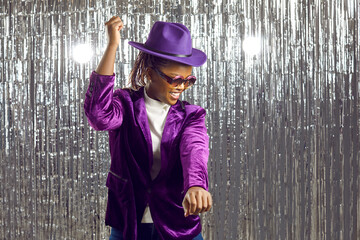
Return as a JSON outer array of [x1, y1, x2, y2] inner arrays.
[[242, 37, 261, 56], [73, 44, 93, 63]]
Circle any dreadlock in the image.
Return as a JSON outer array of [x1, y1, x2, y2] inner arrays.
[[128, 52, 170, 91]]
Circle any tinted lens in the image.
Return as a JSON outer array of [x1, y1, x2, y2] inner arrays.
[[171, 76, 185, 86], [155, 68, 196, 88], [186, 76, 196, 86], [170, 76, 197, 88]]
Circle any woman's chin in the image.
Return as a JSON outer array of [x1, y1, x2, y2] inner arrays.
[[169, 97, 179, 105]]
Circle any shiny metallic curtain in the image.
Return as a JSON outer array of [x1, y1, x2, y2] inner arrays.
[[1, 0, 359, 239]]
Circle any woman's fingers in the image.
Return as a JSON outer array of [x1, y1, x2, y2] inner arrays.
[[189, 192, 197, 214], [106, 16, 123, 30], [195, 192, 211, 214], [182, 195, 190, 217], [201, 194, 208, 213], [182, 187, 213, 217], [193, 194, 202, 215], [104, 16, 123, 46], [105, 16, 121, 25], [205, 193, 213, 212]]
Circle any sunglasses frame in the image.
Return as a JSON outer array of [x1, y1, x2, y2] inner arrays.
[[153, 68, 196, 89]]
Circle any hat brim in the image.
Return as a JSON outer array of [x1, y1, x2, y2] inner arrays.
[[128, 41, 207, 67]]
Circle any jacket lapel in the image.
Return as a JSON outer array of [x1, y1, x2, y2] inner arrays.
[[133, 88, 185, 182], [133, 88, 153, 170], [158, 101, 185, 178]]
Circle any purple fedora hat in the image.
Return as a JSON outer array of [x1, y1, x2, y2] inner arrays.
[[128, 21, 207, 67]]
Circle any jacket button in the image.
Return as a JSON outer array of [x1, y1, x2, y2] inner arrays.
[[90, 87, 93, 92]]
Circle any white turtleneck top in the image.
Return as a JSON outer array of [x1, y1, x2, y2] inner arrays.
[[141, 88, 171, 223]]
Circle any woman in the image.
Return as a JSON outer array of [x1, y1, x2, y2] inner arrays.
[[84, 16, 212, 240]]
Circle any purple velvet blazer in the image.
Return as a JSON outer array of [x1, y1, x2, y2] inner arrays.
[[83, 71, 209, 240]]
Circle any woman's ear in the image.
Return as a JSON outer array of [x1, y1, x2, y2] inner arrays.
[[145, 67, 152, 82]]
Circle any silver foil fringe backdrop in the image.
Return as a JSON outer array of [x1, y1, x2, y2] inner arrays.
[[1, 0, 360, 239]]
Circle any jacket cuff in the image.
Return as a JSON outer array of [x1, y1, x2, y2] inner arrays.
[[85, 71, 115, 98], [182, 178, 209, 194]]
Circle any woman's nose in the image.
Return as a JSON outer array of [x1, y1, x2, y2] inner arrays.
[[176, 82, 186, 90]]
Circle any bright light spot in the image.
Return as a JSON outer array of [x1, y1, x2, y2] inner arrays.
[[243, 37, 261, 56], [73, 44, 93, 63]]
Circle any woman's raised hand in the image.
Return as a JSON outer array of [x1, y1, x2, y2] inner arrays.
[[95, 16, 123, 75], [105, 16, 124, 47]]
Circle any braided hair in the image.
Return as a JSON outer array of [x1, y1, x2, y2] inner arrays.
[[128, 52, 170, 90]]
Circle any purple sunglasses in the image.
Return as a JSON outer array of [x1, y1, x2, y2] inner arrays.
[[153, 68, 196, 89]]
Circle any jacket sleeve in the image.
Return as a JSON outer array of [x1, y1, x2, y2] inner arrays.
[[83, 71, 124, 131], [179, 107, 209, 194]]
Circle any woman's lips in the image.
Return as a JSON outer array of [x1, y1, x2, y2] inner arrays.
[[170, 92, 181, 100]]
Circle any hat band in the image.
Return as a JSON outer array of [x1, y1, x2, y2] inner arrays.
[[144, 44, 192, 57]]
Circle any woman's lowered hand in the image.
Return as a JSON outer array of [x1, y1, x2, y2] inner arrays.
[[182, 186, 212, 217]]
